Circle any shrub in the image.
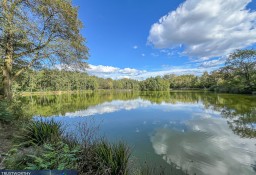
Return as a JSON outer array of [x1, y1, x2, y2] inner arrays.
[[15, 119, 63, 147]]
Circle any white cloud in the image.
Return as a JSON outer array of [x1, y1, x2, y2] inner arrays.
[[141, 53, 145, 57], [86, 64, 213, 80], [133, 45, 138, 49], [88, 64, 119, 73], [148, 0, 256, 59], [86, 64, 147, 79], [119, 68, 139, 74]]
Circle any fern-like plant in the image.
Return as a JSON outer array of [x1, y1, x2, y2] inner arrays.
[[26, 142, 80, 170]]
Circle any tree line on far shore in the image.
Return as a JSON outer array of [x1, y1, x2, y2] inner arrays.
[[1, 49, 255, 94]]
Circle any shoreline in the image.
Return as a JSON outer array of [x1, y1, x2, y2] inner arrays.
[[16, 88, 255, 97], [20, 90, 94, 96]]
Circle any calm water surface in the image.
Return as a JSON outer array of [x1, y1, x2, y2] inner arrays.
[[23, 91, 256, 175]]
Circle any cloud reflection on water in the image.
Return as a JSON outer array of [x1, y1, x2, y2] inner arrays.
[[150, 116, 256, 175], [64, 99, 202, 117]]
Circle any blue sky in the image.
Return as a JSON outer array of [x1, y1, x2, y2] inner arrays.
[[73, 0, 256, 80]]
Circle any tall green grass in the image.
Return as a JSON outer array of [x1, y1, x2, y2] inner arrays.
[[94, 140, 131, 175], [15, 119, 63, 147]]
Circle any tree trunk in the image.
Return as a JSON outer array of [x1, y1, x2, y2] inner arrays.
[[2, 0, 14, 100], [2, 66, 12, 100], [3, 43, 13, 100]]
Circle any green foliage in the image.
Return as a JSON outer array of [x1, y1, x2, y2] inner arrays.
[[15, 119, 63, 147], [207, 49, 256, 93], [1, 0, 88, 99], [140, 77, 169, 91], [164, 74, 201, 89], [26, 142, 80, 170], [0, 100, 14, 123], [4, 142, 80, 170], [0, 98, 25, 123], [3, 147, 36, 170]]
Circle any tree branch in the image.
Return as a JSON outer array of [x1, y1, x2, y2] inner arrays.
[[12, 51, 40, 81], [13, 14, 55, 59], [14, 34, 54, 59]]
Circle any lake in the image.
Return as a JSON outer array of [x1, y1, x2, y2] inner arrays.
[[22, 91, 256, 175]]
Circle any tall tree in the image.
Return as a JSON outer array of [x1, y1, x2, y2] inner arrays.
[[225, 49, 256, 91], [0, 0, 88, 99]]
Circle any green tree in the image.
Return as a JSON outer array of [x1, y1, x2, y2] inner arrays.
[[140, 77, 169, 91], [200, 72, 211, 88], [0, 0, 88, 99], [225, 49, 256, 92]]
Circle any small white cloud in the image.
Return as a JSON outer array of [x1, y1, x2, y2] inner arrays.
[[141, 53, 146, 57], [133, 45, 138, 49], [119, 68, 138, 74], [88, 64, 119, 73], [86, 64, 147, 79], [148, 0, 256, 59]]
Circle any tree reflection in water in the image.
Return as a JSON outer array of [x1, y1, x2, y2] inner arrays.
[[22, 91, 256, 138]]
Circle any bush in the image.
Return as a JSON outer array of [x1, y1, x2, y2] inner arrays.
[[15, 119, 63, 147]]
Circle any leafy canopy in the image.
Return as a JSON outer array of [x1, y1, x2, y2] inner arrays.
[[0, 0, 88, 79]]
